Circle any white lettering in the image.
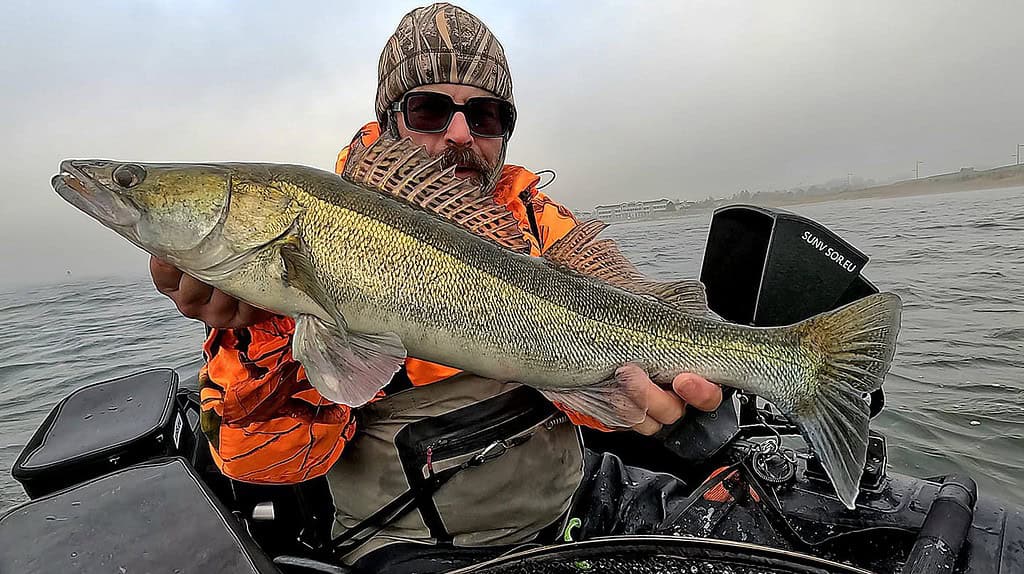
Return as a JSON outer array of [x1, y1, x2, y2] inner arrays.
[[804, 233, 857, 273], [803, 232, 828, 251]]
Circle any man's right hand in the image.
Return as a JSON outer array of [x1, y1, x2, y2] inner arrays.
[[150, 257, 274, 329]]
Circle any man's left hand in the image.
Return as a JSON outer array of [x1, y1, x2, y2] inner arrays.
[[616, 364, 723, 436]]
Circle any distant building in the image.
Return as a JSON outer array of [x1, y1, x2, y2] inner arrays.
[[592, 198, 676, 220]]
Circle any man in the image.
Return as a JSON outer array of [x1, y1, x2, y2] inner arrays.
[[151, 3, 722, 572]]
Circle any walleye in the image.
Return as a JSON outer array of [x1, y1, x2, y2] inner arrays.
[[52, 136, 901, 509]]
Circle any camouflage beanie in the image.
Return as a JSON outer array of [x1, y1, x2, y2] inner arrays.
[[376, 3, 514, 130]]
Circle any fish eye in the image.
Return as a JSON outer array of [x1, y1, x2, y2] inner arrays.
[[112, 164, 146, 188]]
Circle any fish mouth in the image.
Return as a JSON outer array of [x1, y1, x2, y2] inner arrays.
[[52, 160, 140, 228]]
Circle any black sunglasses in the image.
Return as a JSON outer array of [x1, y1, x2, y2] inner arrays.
[[390, 92, 516, 138]]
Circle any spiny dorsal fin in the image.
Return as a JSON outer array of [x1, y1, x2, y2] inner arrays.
[[342, 135, 529, 254], [544, 218, 710, 315]]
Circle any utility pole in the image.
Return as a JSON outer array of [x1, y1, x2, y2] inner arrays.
[[1017, 144, 1023, 166], [847, 172, 853, 187], [915, 161, 923, 179]]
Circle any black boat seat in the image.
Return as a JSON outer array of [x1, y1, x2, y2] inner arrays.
[[0, 457, 280, 573]]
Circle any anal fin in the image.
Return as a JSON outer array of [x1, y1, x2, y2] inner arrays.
[[539, 368, 649, 429], [293, 314, 407, 407]]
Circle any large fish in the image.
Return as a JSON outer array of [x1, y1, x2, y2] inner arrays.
[[52, 136, 901, 509]]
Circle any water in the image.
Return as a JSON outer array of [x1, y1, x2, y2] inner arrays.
[[0, 186, 1021, 512]]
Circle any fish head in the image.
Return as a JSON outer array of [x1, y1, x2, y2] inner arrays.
[[54, 160, 231, 252], [53, 160, 302, 281]]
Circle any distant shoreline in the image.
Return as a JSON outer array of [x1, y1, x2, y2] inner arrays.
[[600, 163, 1024, 224], [756, 163, 1024, 208]]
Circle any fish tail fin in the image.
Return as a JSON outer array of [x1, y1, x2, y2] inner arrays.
[[788, 292, 902, 509]]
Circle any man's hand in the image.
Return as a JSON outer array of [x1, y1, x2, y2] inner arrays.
[[150, 257, 273, 329], [616, 364, 723, 436]]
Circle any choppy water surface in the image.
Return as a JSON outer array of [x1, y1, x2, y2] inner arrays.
[[1, 186, 1021, 511]]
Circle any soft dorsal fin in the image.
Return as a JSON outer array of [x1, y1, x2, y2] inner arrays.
[[342, 135, 529, 254], [544, 218, 710, 315], [542, 220, 644, 285], [639, 279, 711, 317]]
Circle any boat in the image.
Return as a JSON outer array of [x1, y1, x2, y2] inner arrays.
[[1, 205, 1020, 573]]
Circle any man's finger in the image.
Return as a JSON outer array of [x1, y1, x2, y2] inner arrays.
[[150, 257, 184, 294], [646, 384, 686, 425], [176, 274, 215, 305], [616, 363, 686, 435], [203, 289, 244, 328], [632, 416, 662, 437], [232, 302, 274, 330], [672, 373, 723, 412]]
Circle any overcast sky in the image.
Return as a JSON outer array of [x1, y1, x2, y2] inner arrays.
[[2, 0, 1022, 288]]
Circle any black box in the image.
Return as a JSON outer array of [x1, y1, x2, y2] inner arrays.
[[12, 368, 181, 498], [700, 204, 878, 327], [0, 457, 280, 573]]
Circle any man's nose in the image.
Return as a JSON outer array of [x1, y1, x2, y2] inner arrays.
[[445, 111, 473, 146]]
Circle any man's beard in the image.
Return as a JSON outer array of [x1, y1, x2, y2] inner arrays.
[[438, 145, 504, 196], [384, 119, 506, 196]]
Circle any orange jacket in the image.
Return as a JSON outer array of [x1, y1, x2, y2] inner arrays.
[[199, 123, 584, 484]]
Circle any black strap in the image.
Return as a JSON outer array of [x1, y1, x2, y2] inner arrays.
[[330, 464, 464, 556], [518, 189, 542, 246]]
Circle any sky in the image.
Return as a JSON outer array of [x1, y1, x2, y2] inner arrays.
[[1, 0, 1022, 288]]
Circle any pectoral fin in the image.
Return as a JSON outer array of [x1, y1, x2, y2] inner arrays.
[[292, 314, 407, 407]]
